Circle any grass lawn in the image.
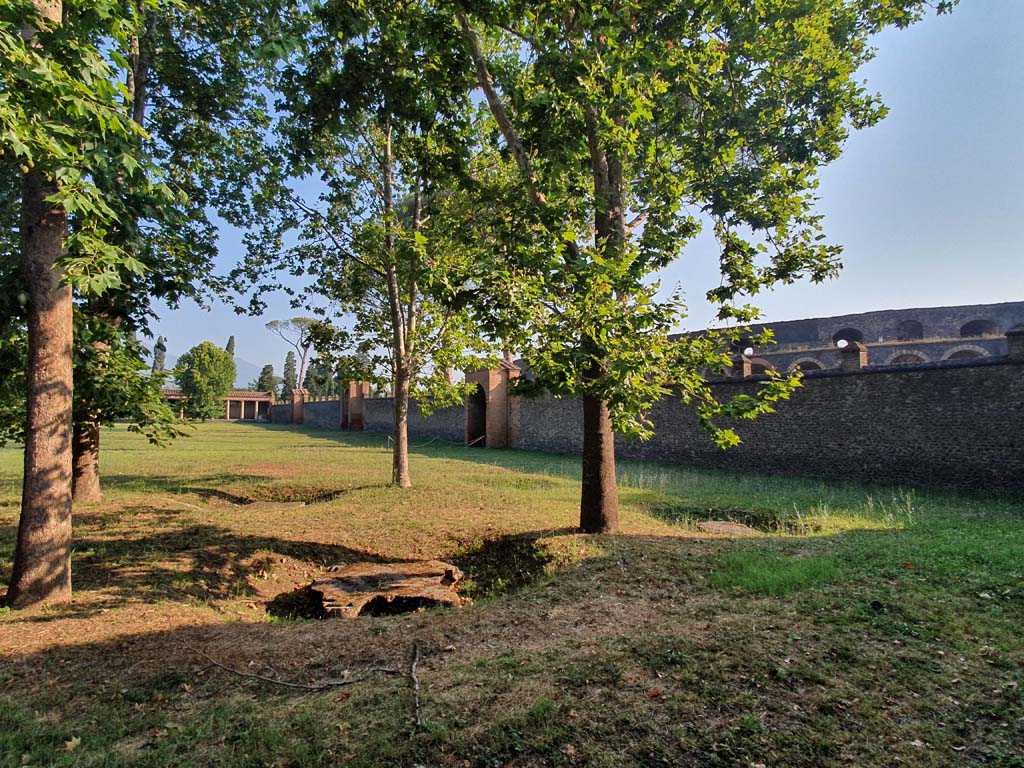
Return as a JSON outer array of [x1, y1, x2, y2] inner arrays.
[[0, 422, 1021, 767]]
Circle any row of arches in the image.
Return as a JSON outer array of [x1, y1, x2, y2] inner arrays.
[[831, 318, 1002, 346], [788, 345, 990, 372]]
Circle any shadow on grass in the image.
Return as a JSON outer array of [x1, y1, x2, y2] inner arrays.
[[450, 528, 576, 600], [3, 524, 1022, 768], [100, 471, 385, 506], [3, 522, 396, 622], [100, 472, 262, 492]]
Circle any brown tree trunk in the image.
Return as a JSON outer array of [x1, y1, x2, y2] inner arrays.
[[72, 422, 101, 503], [392, 366, 411, 488], [579, 393, 619, 533], [7, 87, 75, 607], [576, 110, 625, 535]]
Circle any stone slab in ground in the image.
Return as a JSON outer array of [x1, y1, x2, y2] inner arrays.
[[696, 520, 760, 537], [310, 560, 468, 618]]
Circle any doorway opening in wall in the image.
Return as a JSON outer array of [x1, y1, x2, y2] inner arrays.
[[466, 384, 487, 448]]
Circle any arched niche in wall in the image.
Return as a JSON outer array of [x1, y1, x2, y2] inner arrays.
[[943, 345, 988, 361], [466, 384, 487, 447], [960, 319, 999, 337], [789, 358, 824, 372], [895, 319, 924, 341], [832, 327, 864, 345]]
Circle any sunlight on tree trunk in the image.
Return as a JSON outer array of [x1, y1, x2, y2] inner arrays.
[[8, 0, 73, 606], [392, 370, 411, 488]]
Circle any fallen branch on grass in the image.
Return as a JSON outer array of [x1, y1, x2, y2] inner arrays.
[[160, 497, 207, 512], [411, 642, 423, 728], [183, 643, 399, 692]]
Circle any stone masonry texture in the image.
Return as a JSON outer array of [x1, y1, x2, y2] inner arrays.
[[270, 358, 1024, 493], [303, 400, 342, 430], [364, 398, 465, 442], [517, 358, 1024, 493]]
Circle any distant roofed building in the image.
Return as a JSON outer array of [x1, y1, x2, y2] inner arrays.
[[162, 388, 276, 421]]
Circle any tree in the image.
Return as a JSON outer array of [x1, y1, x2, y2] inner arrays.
[[71, 318, 190, 502], [236, 0, 496, 487], [266, 318, 316, 387], [173, 342, 236, 421], [63, 0, 298, 520], [151, 335, 167, 374], [2, 0, 154, 608], [253, 363, 280, 392], [281, 350, 297, 400], [2, 0, 294, 608], [457, 0, 953, 532], [225, 335, 235, 356], [302, 361, 337, 397]]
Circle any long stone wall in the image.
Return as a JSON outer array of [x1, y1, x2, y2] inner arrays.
[[261, 354, 1024, 494], [517, 358, 1024, 493], [302, 399, 342, 430], [269, 403, 291, 424], [364, 398, 465, 442]]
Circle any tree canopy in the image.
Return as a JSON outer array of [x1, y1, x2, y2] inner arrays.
[[173, 341, 236, 421], [455, 0, 953, 531]]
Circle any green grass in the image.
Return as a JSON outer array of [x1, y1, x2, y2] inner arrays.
[[710, 550, 840, 595], [0, 422, 1022, 768]]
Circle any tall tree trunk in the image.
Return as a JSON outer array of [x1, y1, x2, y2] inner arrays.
[[71, 422, 101, 503], [7, 5, 74, 607], [392, 365, 411, 488], [379, 122, 412, 488], [576, 110, 625, 535], [579, 393, 619, 533]]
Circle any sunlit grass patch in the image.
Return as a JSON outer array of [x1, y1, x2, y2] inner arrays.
[[710, 550, 841, 596]]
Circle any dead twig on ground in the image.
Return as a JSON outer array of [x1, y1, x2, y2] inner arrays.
[[411, 642, 423, 728], [160, 497, 207, 512], [183, 643, 399, 693]]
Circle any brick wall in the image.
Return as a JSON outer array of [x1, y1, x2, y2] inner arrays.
[[363, 397, 465, 442], [517, 358, 1024, 493]]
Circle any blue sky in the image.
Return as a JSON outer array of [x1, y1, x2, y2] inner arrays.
[[151, 1, 1024, 380]]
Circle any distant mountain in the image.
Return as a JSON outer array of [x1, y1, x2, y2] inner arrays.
[[163, 354, 265, 390]]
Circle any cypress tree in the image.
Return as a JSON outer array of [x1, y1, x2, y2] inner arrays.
[[282, 351, 297, 399], [152, 336, 167, 374]]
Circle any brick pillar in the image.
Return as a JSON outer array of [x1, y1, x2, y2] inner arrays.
[[840, 342, 868, 371], [348, 381, 369, 430], [1007, 326, 1024, 360], [464, 362, 521, 448], [291, 388, 308, 424], [731, 354, 752, 378], [225, 398, 231, 420]]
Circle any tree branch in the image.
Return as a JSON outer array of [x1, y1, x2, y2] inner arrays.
[[184, 643, 399, 693]]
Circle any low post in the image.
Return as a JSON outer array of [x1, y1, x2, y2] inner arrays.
[[730, 354, 752, 378], [348, 382, 370, 430], [1007, 326, 1024, 361], [291, 388, 308, 425], [840, 341, 869, 371]]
